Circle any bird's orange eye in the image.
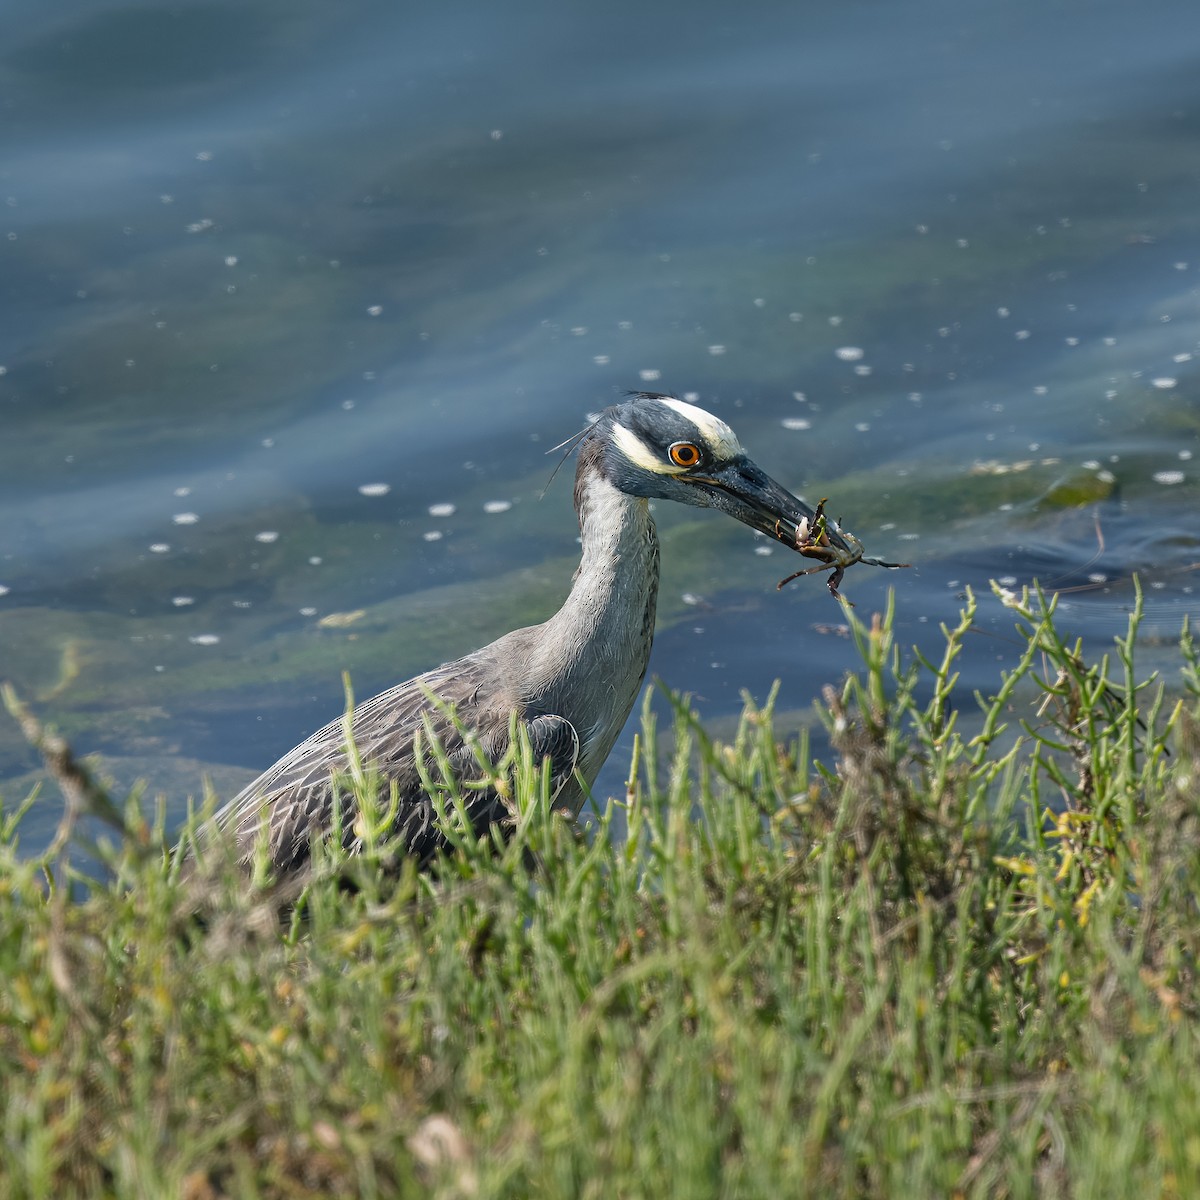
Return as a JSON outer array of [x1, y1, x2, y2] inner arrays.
[[669, 441, 702, 468]]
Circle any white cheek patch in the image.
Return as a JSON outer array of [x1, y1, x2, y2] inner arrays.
[[659, 397, 743, 460], [611, 422, 681, 474]]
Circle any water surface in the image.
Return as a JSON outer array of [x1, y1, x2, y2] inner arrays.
[[2, 0, 1198, 848]]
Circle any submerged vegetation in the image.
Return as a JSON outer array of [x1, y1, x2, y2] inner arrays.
[[2, 584, 1199, 1198]]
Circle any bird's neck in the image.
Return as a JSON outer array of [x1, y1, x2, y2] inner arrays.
[[527, 468, 659, 766], [562, 469, 660, 648]]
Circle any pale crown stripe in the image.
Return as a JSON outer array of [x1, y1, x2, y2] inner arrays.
[[658, 397, 743, 459]]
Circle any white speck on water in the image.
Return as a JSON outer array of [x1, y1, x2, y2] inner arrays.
[[1180, 450, 1193, 461], [428, 502, 456, 517], [224, 255, 238, 267], [233, 600, 252, 609], [1174, 262, 1189, 270], [1082, 459, 1100, 469], [340, 399, 355, 410], [1151, 580, 1167, 589], [1088, 573, 1108, 584], [422, 530, 443, 542], [782, 417, 811, 431], [681, 592, 703, 606], [173, 512, 199, 525], [998, 503, 1014, 511], [908, 392, 923, 403], [683, 392, 699, 402], [592, 355, 610, 365], [1015, 330, 1031, 340], [835, 346, 864, 361], [173, 486, 191, 497], [149, 543, 170, 554], [1152, 377, 1177, 389], [367, 305, 383, 316], [899, 532, 921, 541], [618, 320, 633, 331], [160, 194, 174, 204], [708, 344, 726, 356], [0, 585, 9, 597], [997, 307, 1010, 317], [998, 575, 1018, 586], [1097, 469, 1115, 483], [186, 218, 214, 234], [490, 129, 503, 140], [308, 556, 323, 565], [1065, 337, 1079, 346], [855, 422, 871, 432], [358, 482, 391, 497], [299, 607, 318, 617], [754, 545, 773, 556], [792, 391, 806, 402], [828, 315, 843, 326], [255, 531, 279, 543], [1153, 470, 1185, 485], [189, 634, 220, 646], [638, 368, 661, 382], [570, 326, 587, 336], [195, 150, 213, 161], [789, 312, 803, 322], [854, 366, 872, 376], [753, 297, 766, 308], [172, 596, 195, 607], [1174, 353, 1193, 363], [483, 500, 512, 514], [1104, 337, 1117, 346]]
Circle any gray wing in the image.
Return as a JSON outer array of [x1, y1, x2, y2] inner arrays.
[[208, 656, 579, 877], [525, 712, 582, 809]]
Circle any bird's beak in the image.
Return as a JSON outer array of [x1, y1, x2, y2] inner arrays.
[[686, 456, 856, 555]]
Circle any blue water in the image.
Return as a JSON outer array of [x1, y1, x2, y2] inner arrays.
[[2, 0, 1198, 849]]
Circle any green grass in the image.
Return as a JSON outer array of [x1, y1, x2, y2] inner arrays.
[[2, 584, 1200, 1199]]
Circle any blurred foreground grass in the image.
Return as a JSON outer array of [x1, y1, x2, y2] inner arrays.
[[2, 585, 1200, 1199]]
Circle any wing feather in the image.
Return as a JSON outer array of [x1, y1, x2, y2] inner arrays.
[[213, 657, 505, 873]]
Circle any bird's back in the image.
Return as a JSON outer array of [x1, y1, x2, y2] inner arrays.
[[208, 646, 524, 876]]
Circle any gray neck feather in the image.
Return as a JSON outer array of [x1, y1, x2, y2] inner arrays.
[[523, 461, 660, 778]]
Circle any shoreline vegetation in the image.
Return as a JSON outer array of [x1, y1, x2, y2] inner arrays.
[[2, 583, 1199, 1198]]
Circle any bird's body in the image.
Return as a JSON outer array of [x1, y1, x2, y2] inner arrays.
[[204, 393, 853, 877]]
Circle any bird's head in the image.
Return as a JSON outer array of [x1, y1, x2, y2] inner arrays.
[[585, 392, 836, 552]]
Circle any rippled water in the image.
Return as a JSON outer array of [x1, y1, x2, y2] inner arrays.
[[3, 0, 1198, 849]]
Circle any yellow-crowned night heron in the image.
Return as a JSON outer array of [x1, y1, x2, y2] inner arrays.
[[205, 392, 862, 877]]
